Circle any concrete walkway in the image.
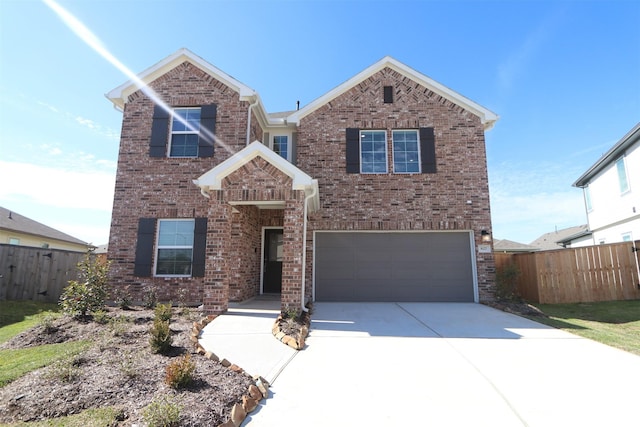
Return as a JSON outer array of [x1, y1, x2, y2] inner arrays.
[[201, 301, 640, 427]]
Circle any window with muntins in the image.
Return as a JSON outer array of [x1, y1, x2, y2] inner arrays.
[[155, 219, 195, 276], [616, 157, 629, 193], [169, 108, 201, 157], [273, 135, 288, 160], [392, 130, 421, 173], [360, 130, 388, 173]]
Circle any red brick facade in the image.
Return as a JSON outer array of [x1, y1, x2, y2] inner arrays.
[[107, 51, 497, 314]]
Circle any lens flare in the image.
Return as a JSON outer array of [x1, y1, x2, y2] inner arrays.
[[42, 0, 232, 155]]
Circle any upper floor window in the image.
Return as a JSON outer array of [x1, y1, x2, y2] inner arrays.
[[584, 186, 593, 212], [169, 108, 201, 157], [392, 130, 421, 173], [155, 219, 194, 276], [616, 157, 629, 194], [360, 130, 388, 173], [9, 237, 19, 245], [273, 135, 289, 160], [622, 233, 632, 242]]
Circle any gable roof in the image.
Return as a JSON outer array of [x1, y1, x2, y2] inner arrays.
[[0, 206, 88, 246], [106, 48, 257, 111], [573, 122, 640, 188], [287, 56, 499, 130], [193, 141, 320, 211], [493, 239, 539, 253], [529, 224, 589, 251]]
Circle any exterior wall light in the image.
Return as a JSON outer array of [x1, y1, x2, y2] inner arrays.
[[481, 230, 492, 243]]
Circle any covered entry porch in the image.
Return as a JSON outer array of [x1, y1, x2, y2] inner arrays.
[[193, 141, 319, 314]]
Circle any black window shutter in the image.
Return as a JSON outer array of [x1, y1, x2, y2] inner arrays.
[[192, 218, 207, 277], [150, 105, 170, 157], [383, 86, 393, 103], [198, 104, 217, 158], [420, 127, 437, 173], [291, 132, 298, 166], [134, 218, 156, 277], [346, 128, 360, 173]]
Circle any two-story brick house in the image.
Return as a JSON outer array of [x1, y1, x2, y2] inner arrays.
[[106, 49, 498, 314]]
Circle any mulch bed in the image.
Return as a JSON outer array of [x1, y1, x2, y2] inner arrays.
[[0, 306, 254, 426]]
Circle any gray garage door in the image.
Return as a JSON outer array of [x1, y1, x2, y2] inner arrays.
[[315, 232, 474, 302]]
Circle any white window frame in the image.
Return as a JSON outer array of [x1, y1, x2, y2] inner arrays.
[[584, 186, 593, 212], [272, 134, 290, 161], [622, 232, 632, 242], [392, 129, 421, 174], [169, 107, 201, 158], [8, 237, 19, 245], [154, 219, 195, 277], [360, 130, 388, 174], [616, 156, 630, 194]]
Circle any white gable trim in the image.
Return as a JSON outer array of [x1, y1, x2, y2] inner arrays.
[[193, 141, 320, 211], [106, 48, 256, 110], [287, 56, 499, 130]]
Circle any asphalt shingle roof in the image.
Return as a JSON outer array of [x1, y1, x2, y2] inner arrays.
[[0, 206, 88, 246]]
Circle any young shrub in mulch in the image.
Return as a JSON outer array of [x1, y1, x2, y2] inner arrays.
[[59, 252, 111, 319], [154, 303, 173, 322], [149, 318, 172, 354], [165, 353, 196, 389], [142, 395, 181, 427]]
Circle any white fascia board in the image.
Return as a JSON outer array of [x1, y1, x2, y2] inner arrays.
[[106, 48, 256, 110], [193, 141, 317, 192], [287, 56, 498, 130]]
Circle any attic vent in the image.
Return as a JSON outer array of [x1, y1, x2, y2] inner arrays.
[[383, 86, 393, 103]]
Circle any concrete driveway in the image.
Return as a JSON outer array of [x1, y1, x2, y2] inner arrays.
[[244, 302, 640, 427]]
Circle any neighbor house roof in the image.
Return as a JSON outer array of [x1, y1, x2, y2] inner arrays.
[[287, 56, 499, 130], [0, 206, 88, 246], [493, 239, 539, 253], [529, 225, 590, 251], [573, 122, 640, 187]]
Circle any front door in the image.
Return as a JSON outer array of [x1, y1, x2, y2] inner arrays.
[[263, 228, 283, 293]]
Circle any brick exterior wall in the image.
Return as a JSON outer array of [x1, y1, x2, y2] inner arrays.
[[108, 58, 496, 314], [298, 67, 495, 301], [108, 62, 262, 306]]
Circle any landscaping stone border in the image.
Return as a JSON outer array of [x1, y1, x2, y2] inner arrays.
[[191, 315, 270, 427], [271, 314, 310, 350]]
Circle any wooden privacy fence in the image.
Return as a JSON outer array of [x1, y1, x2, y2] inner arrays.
[[494, 241, 640, 304], [0, 244, 86, 303]]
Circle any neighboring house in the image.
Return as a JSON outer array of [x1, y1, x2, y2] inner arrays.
[[529, 225, 591, 251], [106, 48, 499, 314], [493, 239, 539, 253], [0, 206, 90, 252], [573, 123, 640, 245]]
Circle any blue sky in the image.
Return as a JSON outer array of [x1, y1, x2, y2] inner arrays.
[[0, 0, 638, 245]]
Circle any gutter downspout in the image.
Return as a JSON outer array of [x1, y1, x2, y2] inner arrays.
[[245, 96, 259, 146], [300, 182, 317, 313]]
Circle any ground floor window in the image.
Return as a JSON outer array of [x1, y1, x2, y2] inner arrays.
[[155, 219, 195, 276]]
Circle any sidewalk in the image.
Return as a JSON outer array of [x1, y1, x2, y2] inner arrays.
[[197, 295, 298, 384]]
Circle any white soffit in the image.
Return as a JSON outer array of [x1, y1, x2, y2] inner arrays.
[[287, 56, 499, 130], [193, 141, 320, 210], [106, 48, 256, 110]]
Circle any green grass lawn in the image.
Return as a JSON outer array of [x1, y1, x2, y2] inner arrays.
[[0, 301, 90, 387], [0, 407, 123, 427], [0, 301, 60, 344], [531, 300, 640, 356]]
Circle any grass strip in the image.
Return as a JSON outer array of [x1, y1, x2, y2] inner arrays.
[[0, 406, 123, 427], [531, 300, 640, 356], [0, 301, 59, 345], [0, 340, 90, 387]]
